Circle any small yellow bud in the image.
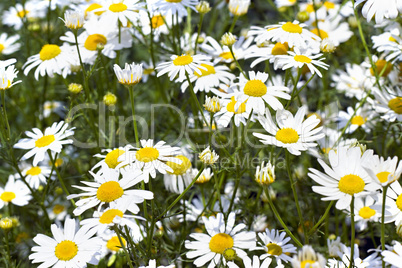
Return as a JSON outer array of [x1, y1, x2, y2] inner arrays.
[[103, 92, 117, 106], [68, 83, 83, 94], [220, 32, 237, 47], [196, 1, 211, 14]]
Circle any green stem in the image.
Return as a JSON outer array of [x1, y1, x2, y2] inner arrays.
[[73, 30, 90, 101], [228, 15, 238, 32], [349, 195, 355, 268], [0, 91, 10, 140], [229, 46, 247, 79], [285, 68, 302, 109], [194, 14, 204, 54], [264, 187, 303, 247], [308, 200, 334, 236], [128, 86, 139, 147], [381, 185, 388, 268], [147, 179, 156, 257], [113, 225, 134, 268]]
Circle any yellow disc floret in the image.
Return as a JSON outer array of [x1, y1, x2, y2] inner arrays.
[[271, 42, 288, 55], [106, 236, 126, 252], [370, 59, 393, 77], [109, 3, 127, 12], [99, 209, 124, 224], [173, 55, 193, 66], [136, 147, 160, 163], [301, 260, 316, 268], [35, 135, 55, 148], [311, 28, 329, 39], [209, 233, 234, 254], [104, 149, 125, 169], [244, 79, 267, 97], [96, 181, 124, 202], [26, 166, 42, 176], [294, 55, 312, 63], [376, 171, 391, 183], [338, 174, 365, 195], [55, 240, 78, 261], [0, 192, 16, 202], [195, 64, 216, 77], [227, 96, 246, 114], [151, 15, 165, 28], [267, 243, 283, 256], [219, 52, 233, 60], [396, 194, 402, 211], [52, 204, 65, 215], [85, 3, 104, 16], [84, 34, 107, 51], [0, 44, 4, 54], [166, 155, 192, 175], [39, 45, 61, 61], [282, 22, 303, 34], [359, 206, 376, 219], [351, 115, 366, 126], [388, 97, 402, 114], [275, 128, 299, 144]]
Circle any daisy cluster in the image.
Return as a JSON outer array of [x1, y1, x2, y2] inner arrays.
[[0, 0, 401, 268]]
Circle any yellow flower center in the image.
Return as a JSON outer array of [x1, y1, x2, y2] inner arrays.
[[39, 45, 61, 61], [209, 233, 234, 254], [376, 171, 391, 183], [244, 79, 267, 97], [104, 149, 125, 169], [323, 1, 335, 9], [166, 155, 192, 175], [275, 128, 299, 144], [267, 243, 283, 256], [301, 260, 316, 268], [166, 0, 182, 2], [271, 42, 288, 55], [52, 204, 65, 215], [294, 55, 312, 63], [306, 4, 315, 13], [26, 166, 42, 176], [195, 64, 216, 77], [282, 22, 302, 34], [173, 55, 193, 66], [351, 115, 366, 126], [370, 59, 393, 77], [0, 192, 16, 202], [311, 28, 329, 39], [54, 240, 78, 261], [219, 52, 234, 60], [0, 44, 4, 53], [109, 3, 127, 12], [17, 10, 29, 18], [151, 15, 165, 28], [227, 96, 247, 114], [388, 97, 402, 114], [396, 194, 402, 211], [359, 206, 376, 219], [85, 3, 105, 16], [35, 135, 55, 148], [106, 236, 126, 252], [55, 158, 63, 167], [84, 34, 107, 51], [96, 181, 124, 202], [136, 147, 160, 163], [338, 174, 365, 195], [99, 209, 124, 224], [389, 36, 397, 42]]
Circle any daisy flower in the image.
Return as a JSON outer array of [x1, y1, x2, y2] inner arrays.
[[232, 71, 291, 115], [228, 0, 251, 16], [309, 16, 353, 46], [245, 42, 290, 68], [117, 139, 182, 181], [195, 167, 213, 184], [253, 107, 324, 155], [0, 59, 21, 90], [0, 175, 31, 209], [345, 196, 380, 232], [153, 0, 199, 18], [355, 0, 402, 24], [21, 164, 51, 189], [336, 103, 374, 133], [383, 241, 402, 267], [163, 155, 193, 194], [0, 33, 20, 55], [274, 48, 329, 78], [114, 62, 143, 85], [68, 167, 153, 215], [180, 62, 235, 93], [14, 121, 75, 166], [377, 181, 402, 225], [372, 31, 402, 63], [23, 44, 73, 80], [29, 218, 102, 268], [185, 212, 256, 268], [48, 202, 69, 222], [42, 101, 66, 119], [254, 228, 297, 263], [80, 201, 144, 235], [371, 86, 402, 122], [275, 0, 297, 8], [214, 96, 251, 127], [362, 153, 402, 187], [2, 3, 45, 30], [308, 146, 379, 210], [290, 245, 326, 268], [94, 0, 145, 26], [138, 10, 176, 37], [327, 244, 382, 268], [156, 54, 210, 82], [228, 255, 272, 268], [200, 36, 253, 64], [92, 146, 131, 171], [253, 20, 320, 49]]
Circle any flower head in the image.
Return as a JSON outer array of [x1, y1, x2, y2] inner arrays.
[[61, 10, 84, 29], [199, 146, 219, 165], [114, 62, 143, 85]]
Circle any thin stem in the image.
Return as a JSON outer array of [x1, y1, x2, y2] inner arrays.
[[308, 200, 334, 236], [381, 185, 388, 268], [228, 15, 239, 33], [264, 187, 303, 248], [229, 46, 247, 79], [194, 14, 204, 54], [128, 85, 140, 147], [73, 30, 91, 101], [285, 68, 302, 109], [349, 195, 355, 268], [113, 225, 134, 268], [1, 91, 11, 140], [147, 179, 156, 257]]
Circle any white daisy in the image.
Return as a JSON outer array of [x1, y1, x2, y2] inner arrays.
[[346, 195, 380, 231], [156, 54, 210, 82], [275, 0, 297, 8], [308, 146, 379, 210], [21, 164, 51, 189], [274, 48, 329, 78], [185, 212, 256, 268], [163, 155, 193, 194], [372, 30, 402, 63], [0, 59, 21, 90], [383, 241, 402, 267], [377, 181, 402, 225], [254, 228, 297, 263], [117, 139, 182, 181], [29, 218, 102, 268], [245, 42, 290, 68], [42, 101, 66, 119], [290, 245, 326, 268], [228, 0, 251, 16], [0, 175, 32, 209], [23, 44, 74, 80], [92, 146, 131, 171], [153, 0, 199, 18], [114, 62, 143, 85], [2, 3, 45, 30], [227, 255, 272, 268], [0, 33, 20, 55], [362, 153, 402, 187], [355, 0, 402, 24], [14, 121, 75, 166], [180, 62, 235, 93], [94, 0, 145, 26], [309, 16, 353, 46], [214, 96, 251, 127], [68, 167, 153, 215], [48, 202, 69, 222], [336, 103, 374, 133], [253, 107, 325, 155], [138, 10, 176, 38], [371, 86, 402, 122], [200, 36, 253, 64]]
